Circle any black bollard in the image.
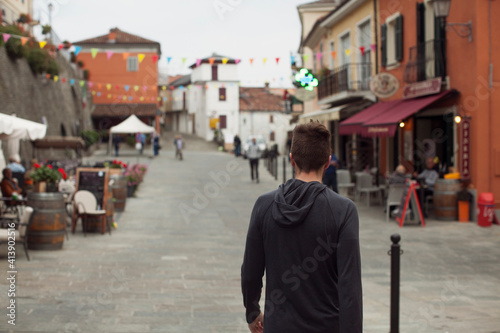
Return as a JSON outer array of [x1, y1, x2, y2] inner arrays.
[[389, 234, 402, 333], [283, 157, 286, 184]]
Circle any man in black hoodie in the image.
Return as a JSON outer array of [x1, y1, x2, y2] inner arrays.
[[241, 122, 362, 333]]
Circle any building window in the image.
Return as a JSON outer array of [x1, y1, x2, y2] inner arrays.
[[270, 115, 274, 123], [270, 131, 275, 142], [212, 65, 218, 81], [340, 32, 351, 66], [381, 14, 404, 67], [219, 115, 227, 129], [219, 87, 226, 101], [329, 41, 335, 70], [127, 56, 138, 72]]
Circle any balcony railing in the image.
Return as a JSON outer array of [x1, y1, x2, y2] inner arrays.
[[318, 63, 372, 101], [403, 39, 446, 84]]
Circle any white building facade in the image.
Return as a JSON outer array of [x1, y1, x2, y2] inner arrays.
[[0, 0, 33, 25]]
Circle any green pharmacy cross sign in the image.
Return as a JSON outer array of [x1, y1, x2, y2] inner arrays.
[[295, 68, 319, 91]]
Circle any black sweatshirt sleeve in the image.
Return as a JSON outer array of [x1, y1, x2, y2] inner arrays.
[[241, 200, 266, 324], [337, 201, 363, 332]]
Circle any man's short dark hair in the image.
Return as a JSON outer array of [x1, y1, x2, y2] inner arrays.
[[291, 121, 331, 173]]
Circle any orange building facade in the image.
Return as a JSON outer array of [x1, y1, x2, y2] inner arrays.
[[74, 28, 161, 129], [374, 0, 500, 208]]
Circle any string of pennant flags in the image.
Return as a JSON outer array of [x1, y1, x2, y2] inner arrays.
[[1, 32, 378, 67]]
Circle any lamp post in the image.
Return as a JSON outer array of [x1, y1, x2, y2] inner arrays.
[[432, 0, 472, 42], [48, 3, 53, 44]]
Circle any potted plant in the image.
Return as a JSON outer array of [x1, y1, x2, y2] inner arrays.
[[30, 164, 67, 192], [123, 164, 148, 197], [104, 160, 127, 176], [457, 188, 472, 223]]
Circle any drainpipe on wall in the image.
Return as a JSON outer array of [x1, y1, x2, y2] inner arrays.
[[488, 0, 493, 192]]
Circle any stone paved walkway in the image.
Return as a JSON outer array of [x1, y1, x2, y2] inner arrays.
[[1, 135, 500, 332]]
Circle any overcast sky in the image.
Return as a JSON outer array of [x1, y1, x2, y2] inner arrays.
[[33, 0, 310, 87]]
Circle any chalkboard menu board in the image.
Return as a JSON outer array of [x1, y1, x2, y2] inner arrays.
[[75, 168, 109, 208]]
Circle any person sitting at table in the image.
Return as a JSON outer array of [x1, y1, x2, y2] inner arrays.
[[414, 157, 439, 191], [7, 154, 26, 173], [1, 168, 23, 208], [389, 164, 407, 184]]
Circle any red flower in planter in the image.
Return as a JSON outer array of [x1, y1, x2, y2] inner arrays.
[[34, 163, 41, 169]]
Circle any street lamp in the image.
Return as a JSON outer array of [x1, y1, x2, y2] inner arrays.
[[431, 0, 472, 42], [48, 3, 53, 44]]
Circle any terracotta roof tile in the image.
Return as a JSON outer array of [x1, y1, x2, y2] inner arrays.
[[74, 28, 160, 46], [92, 104, 157, 118], [239, 88, 285, 112]]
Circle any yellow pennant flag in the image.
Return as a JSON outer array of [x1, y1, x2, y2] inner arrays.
[[53, 75, 59, 82], [122, 52, 129, 60], [39, 41, 47, 49], [140, 96, 145, 101], [138, 54, 145, 63], [122, 96, 127, 101], [91, 48, 98, 58], [345, 49, 351, 56], [21, 37, 29, 46], [162, 85, 167, 90], [107, 94, 112, 99], [263, 58, 268, 64], [106, 84, 112, 91], [222, 58, 229, 65], [157, 97, 161, 102], [91, 91, 96, 96], [134, 85, 139, 92]]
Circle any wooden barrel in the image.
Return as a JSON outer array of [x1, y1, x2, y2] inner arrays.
[[434, 179, 461, 220], [27, 192, 66, 250], [110, 175, 127, 212], [85, 191, 114, 233]]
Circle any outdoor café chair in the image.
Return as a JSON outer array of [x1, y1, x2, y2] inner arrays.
[[356, 173, 383, 206], [0, 206, 34, 260], [73, 190, 110, 236], [337, 169, 355, 197], [386, 184, 406, 222]]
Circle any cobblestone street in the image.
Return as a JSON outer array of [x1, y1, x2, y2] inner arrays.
[[1, 136, 499, 332]]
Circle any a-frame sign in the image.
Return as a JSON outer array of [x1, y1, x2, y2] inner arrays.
[[396, 180, 426, 227]]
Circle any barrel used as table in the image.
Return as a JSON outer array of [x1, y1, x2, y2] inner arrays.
[[110, 175, 127, 212], [434, 179, 461, 220], [85, 191, 114, 233], [27, 192, 66, 250]]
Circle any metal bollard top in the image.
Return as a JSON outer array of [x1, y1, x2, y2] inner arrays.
[[391, 233, 401, 244]]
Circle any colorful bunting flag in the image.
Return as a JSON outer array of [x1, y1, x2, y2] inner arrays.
[[115, 84, 120, 90], [46, 74, 51, 79], [88, 82, 93, 88], [302, 54, 309, 62], [2, 34, 11, 43], [20, 37, 29, 46], [370, 44, 376, 51], [345, 49, 351, 56], [125, 85, 130, 91], [250, 58, 254, 65], [62, 77, 66, 83], [140, 96, 145, 101], [138, 54, 145, 63], [106, 84, 112, 90], [74, 46, 82, 56], [162, 86, 167, 90], [290, 55, 295, 64], [316, 53, 322, 60], [70, 79, 75, 86], [106, 51, 114, 60], [58, 44, 64, 50], [208, 57, 215, 65], [91, 91, 96, 96], [276, 58, 280, 64], [182, 57, 187, 64], [54, 75, 59, 82], [331, 51, 336, 59], [263, 58, 268, 64], [143, 85, 148, 91], [108, 94, 112, 99], [97, 92, 101, 97], [91, 48, 98, 58], [134, 85, 139, 92], [196, 58, 202, 67], [122, 52, 129, 60], [167, 57, 172, 64], [360, 46, 365, 56], [235, 59, 241, 64], [97, 83, 102, 89], [222, 58, 228, 64], [39, 41, 47, 49], [79, 80, 85, 87], [152, 55, 159, 63]]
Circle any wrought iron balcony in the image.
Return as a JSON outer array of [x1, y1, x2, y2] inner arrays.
[[403, 39, 446, 83], [317, 63, 372, 101]]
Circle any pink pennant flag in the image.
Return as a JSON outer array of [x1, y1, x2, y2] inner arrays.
[[276, 58, 280, 64], [2, 34, 11, 43], [235, 59, 241, 64], [106, 51, 114, 60], [88, 82, 93, 88], [143, 85, 148, 91], [196, 58, 202, 67], [370, 44, 376, 51], [316, 53, 322, 61]]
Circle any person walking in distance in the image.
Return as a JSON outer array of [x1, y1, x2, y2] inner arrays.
[[241, 121, 362, 333], [175, 135, 184, 160], [322, 148, 339, 193], [247, 138, 261, 183]]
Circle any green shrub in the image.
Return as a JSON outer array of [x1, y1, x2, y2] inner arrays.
[[41, 25, 51, 35], [81, 130, 100, 148], [26, 48, 60, 75], [0, 25, 27, 60], [47, 58, 59, 75]]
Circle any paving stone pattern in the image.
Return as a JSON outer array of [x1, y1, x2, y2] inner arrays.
[[1, 135, 500, 333]]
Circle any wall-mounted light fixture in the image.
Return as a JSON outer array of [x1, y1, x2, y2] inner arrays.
[[454, 115, 462, 124], [399, 122, 405, 128], [432, 0, 472, 42]]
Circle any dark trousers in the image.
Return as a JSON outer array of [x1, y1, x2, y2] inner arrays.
[[249, 158, 259, 180], [323, 173, 338, 193]]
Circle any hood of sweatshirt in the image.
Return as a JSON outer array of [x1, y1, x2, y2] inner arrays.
[[272, 179, 327, 228]]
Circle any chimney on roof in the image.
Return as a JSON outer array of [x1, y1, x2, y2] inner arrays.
[[108, 29, 116, 43], [264, 82, 270, 89]]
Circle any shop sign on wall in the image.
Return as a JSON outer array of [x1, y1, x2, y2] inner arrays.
[[461, 118, 471, 179]]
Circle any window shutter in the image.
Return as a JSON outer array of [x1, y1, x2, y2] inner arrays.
[[381, 23, 387, 67], [395, 15, 404, 62]]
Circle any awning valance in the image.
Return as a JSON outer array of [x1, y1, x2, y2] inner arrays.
[[298, 106, 341, 124]]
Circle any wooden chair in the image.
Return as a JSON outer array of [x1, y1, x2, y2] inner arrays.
[[73, 190, 110, 236], [0, 206, 34, 260]]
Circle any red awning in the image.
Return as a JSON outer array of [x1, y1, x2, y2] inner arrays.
[[361, 90, 454, 137], [339, 100, 404, 136]]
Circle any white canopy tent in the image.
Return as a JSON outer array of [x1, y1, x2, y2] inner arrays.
[[0, 113, 47, 171], [108, 115, 155, 154]]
